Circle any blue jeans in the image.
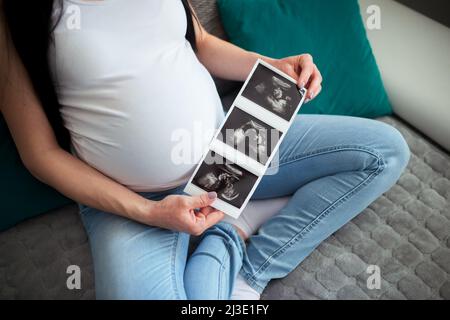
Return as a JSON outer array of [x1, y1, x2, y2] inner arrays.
[[79, 115, 410, 299]]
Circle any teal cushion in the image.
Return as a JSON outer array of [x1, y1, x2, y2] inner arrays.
[[217, 0, 392, 118], [0, 116, 72, 231]]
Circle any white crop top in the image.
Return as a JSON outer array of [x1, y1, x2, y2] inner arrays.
[[49, 0, 224, 191]]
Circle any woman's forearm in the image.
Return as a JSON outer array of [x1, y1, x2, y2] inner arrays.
[[195, 31, 323, 101], [27, 147, 154, 224], [196, 32, 274, 82], [24, 147, 224, 235]]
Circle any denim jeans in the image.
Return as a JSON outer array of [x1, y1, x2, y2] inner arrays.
[[79, 115, 410, 299]]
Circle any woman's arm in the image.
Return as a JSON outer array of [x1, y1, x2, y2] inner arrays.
[[192, 12, 322, 101], [0, 15, 222, 235]]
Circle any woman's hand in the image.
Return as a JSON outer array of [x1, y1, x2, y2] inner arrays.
[[269, 54, 323, 103], [146, 192, 224, 235]]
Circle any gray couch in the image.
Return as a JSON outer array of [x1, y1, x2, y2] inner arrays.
[[0, 0, 449, 300]]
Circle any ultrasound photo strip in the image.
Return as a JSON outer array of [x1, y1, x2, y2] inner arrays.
[[241, 63, 303, 123], [191, 151, 259, 210], [184, 59, 307, 218], [218, 107, 282, 166]]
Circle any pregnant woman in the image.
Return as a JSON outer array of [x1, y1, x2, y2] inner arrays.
[[0, 0, 409, 299]]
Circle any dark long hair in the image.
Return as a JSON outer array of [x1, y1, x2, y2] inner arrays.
[[2, 0, 198, 151]]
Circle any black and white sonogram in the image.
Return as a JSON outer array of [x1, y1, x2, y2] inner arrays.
[[242, 64, 303, 121], [192, 151, 258, 208], [219, 107, 282, 165]]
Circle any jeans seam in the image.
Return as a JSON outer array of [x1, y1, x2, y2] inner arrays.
[[244, 149, 386, 289], [170, 232, 183, 300], [219, 226, 243, 299], [218, 249, 229, 300], [78, 205, 87, 215], [189, 252, 225, 264], [190, 242, 230, 299], [191, 226, 238, 299], [278, 145, 384, 168], [218, 223, 245, 299]]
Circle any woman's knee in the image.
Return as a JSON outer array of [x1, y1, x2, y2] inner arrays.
[[369, 121, 410, 185], [336, 118, 410, 190], [379, 123, 410, 171], [201, 222, 246, 258]]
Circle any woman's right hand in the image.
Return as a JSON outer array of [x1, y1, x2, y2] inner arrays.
[[145, 192, 225, 235]]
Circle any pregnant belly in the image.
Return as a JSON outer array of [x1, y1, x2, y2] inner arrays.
[[59, 43, 225, 191], [64, 74, 224, 191]]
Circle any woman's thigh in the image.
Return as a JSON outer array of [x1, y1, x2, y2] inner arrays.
[[80, 206, 190, 300], [253, 114, 409, 199]]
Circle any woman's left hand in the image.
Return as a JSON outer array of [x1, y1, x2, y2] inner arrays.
[[270, 54, 323, 103]]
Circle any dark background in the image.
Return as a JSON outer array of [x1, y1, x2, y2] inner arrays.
[[395, 0, 450, 27]]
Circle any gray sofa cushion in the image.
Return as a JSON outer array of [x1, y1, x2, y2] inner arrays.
[[1, 115, 449, 300]]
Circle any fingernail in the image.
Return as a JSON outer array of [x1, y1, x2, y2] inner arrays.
[[299, 82, 306, 89], [309, 91, 315, 99], [305, 98, 311, 104], [208, 192, 217, 200]]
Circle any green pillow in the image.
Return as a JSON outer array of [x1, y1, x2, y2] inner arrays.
[[217, 0, 392, 118], [0, 116, 72, 231]]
